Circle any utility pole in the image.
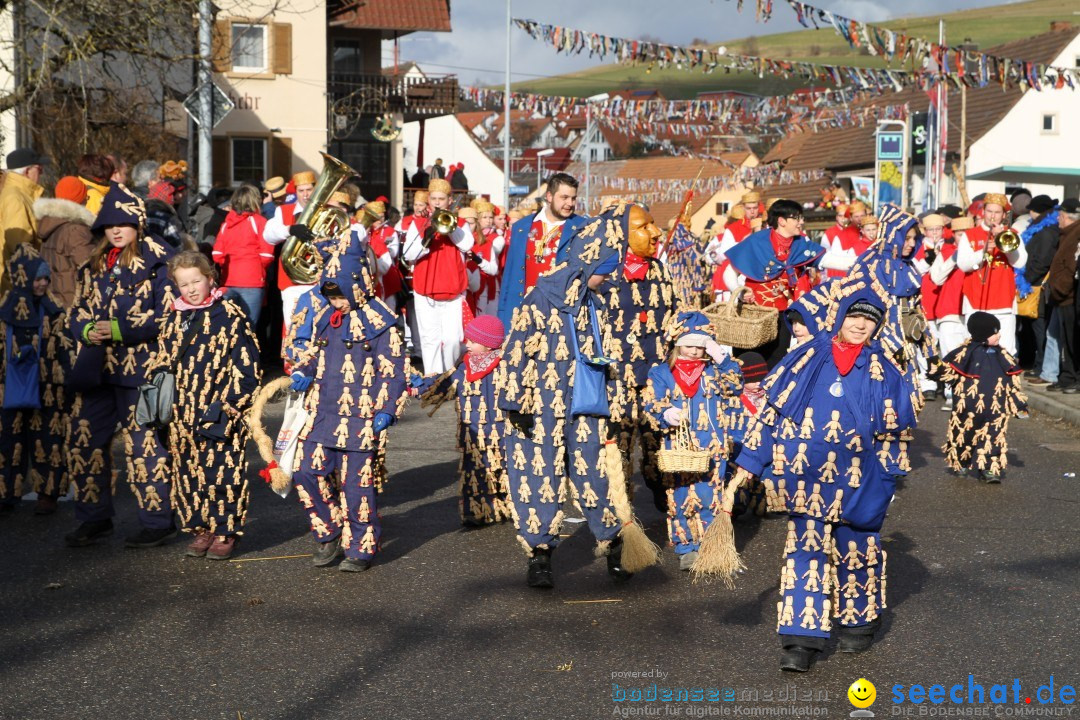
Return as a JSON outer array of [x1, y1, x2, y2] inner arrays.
[[198, 0, 214, 196], [503, 0, 512, 209]]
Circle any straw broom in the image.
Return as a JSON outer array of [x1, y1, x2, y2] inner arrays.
[[690, 467, 752, 587], [601, 437, 661, 573], [247, 376, 294, 494]]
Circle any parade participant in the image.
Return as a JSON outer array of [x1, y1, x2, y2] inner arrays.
[[707, 286, 915, 671], [956, 193, 1027, 355], [600, 204, 679, 513], [916, 214, 965, 404], [664, 212, 711, 310], [76, 154, 114, 215], [497, 172, 587, 328], [715, 190, 763, 259], [786, 308, 812, 347], [366, 202, 405, 314], [262, 169, 318, 332], [819, 205, 872, 279], [36, 176, 95, 308], [723, 199, 825, 366], [726, 351, 770, 516], [402, 178, 475, 374], [0, 248, 69, 516], [468, 200, 505, 317], [212, 184, 274, 327], [641, 312, 743, 569], [941, 312, 1026, 483], [285, 240, 408, 571], [64, 185, 179, 548], [419, 315, 512, 528], [151, 251, 261, 559], [493, 205, 508, 236], [260, 176, 288, 220], [500, 203, 660, 589]]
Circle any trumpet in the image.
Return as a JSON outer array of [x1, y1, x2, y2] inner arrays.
[[985, 228, 1021, 263], [422, 209, 458, 248]]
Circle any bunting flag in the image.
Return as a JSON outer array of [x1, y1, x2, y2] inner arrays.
[[778, 0, 1077, 91]]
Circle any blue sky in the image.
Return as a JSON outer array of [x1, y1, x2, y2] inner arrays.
[[385, 0, 1026, 87]]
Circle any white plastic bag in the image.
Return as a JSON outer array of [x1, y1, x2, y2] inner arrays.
[[272, 392, 309, 498]]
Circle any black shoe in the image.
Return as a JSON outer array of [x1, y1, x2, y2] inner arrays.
[[1024, 369, 1040, 378], [606, 538, 634, 582], [837, 632, 875, 653], [339, 557, 371, 572], [124, 525, 178, 548], [981, 471, 1002, 484], [527, 548, 554, 588], [65, 519, 114, 547], [461, 518, 486, 531], [312, 537, 343, 567], [1063, 385, 1080, 394], [1047, 383, 1064, 392], [779, 646, 819, 672]]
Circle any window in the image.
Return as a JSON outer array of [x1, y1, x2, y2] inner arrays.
[[232, 23, 267, 72], [1042, 114, 1057, 134], [332, 40, 367, 75], [715, 202, 730, 216], [231, 137, 267, 185]]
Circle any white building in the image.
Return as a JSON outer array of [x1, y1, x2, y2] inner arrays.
[[402, 113, 506, 199]]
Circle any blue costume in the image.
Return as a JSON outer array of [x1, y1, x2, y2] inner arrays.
[[286, 240, 408, 564], [665, 222, 711, 308], [496, 212, 586, 328], [151, 293, 261, 536], [66, 185, 178, 536], [641, 312, 743, 559], [733, 287, 915, 654], [0, 247, 71, 507]]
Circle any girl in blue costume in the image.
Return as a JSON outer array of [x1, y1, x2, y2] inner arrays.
[[0, 247, 71, 515], [641, 311, 743, 571], [64, 185, 179, 548], [284, 239, 409, 572], [500, 203, 660, 589], [705, 285, 916, 673]]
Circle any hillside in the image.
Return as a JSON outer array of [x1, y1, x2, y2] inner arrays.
[[512, 0, 1076, 98]]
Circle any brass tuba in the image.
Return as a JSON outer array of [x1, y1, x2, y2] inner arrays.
[[280, 152, 356, 285]]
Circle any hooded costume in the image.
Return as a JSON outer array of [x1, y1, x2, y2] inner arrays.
[[285, 237, 408, 563], [66, 185, 179, 532], [498, 204, 658, 571], [496, 210, 587, 328], [150, 285, 262, 536], [732, 285, 916, 651], [641, 311, 744, 560], [663, 222, 711, 309], [0, 247, 71, 505]]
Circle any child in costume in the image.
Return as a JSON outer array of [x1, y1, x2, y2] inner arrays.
[[727, 351, 770, 517], [418, 314, 512, 528], [941, 312, 1026, 483], [641, 311, 743, 571], [151, 251, 262, 559], [0, 247, 71, 515], [285, 239, 409, 572]]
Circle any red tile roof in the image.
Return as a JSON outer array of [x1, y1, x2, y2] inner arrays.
[[330, 0, 452, 33]]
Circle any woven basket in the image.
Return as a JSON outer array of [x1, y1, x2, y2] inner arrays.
[[703, 286, 779, 349], [657, 419, 712, 474]]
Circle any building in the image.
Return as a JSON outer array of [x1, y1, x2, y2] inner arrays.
[[401, 113, 507, 199]]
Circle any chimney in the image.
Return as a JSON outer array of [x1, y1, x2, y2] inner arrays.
[[1050, 21, 1074, 32]]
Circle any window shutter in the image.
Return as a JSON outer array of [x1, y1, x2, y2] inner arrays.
[[272, 23, 292, 75], [271, 136, 293, 179], [212, 137, 230, 186], [212, 20, 231, 72]]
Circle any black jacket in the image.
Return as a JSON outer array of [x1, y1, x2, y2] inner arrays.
[[1023, 215, 1059, 286]]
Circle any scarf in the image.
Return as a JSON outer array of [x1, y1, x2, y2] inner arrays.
[[465, 349, 502, 382], [832, 338, 863, 376], [623, 252, 649, 281], [742, 386, 767, 414], [106, 247, 123, 270], [329, 309, 344, 328], [673, 358, 706, 396], [772, 230, 794, 262], [172, 286, 224, 311], [1016, 210, 1059, 298]]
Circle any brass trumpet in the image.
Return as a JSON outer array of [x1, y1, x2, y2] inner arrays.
[[280, 152, 356, 285], [984, 228, 1021, 263], [431, 209, 458, 235]]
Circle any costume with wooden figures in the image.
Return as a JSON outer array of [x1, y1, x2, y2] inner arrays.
[[151, 286, 261, 541], [65, 185, 179, 547], [723, 286, 915, 670], [640, 312, 743, 568], [601, 205, 680, 512], [419, 315, 512, 527], [499, 203, 660, 587], [665, 219, 711, 309], [941, 312, 1027, 482], [726, 351, 771, 516], [285, 239, 408, 570], [0, 247, 71, 512]]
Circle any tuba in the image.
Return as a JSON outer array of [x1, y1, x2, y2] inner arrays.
[[280, 152, 356, 285]]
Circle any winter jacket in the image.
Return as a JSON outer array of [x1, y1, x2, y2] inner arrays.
[[1023, 216, 1059, 286], [211, 210, 274, 288], [79, 177, 110, 215], [35, 198, 96, 308], [0, 171, 44, 291], [1047, 221, 1080, 307]]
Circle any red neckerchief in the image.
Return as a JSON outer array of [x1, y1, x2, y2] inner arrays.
[[465, 349, 501, 382], [832, 338, 863, 376], [673, 358, 706, 396], [770, 230, 794, 262], [623, 252, 649, 281], [329, 310, 343, 328], [741, 386, 767, 414], [106, 247, 123, 270]]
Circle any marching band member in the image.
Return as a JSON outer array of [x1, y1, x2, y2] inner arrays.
[[468, 200, 505, 317], [916, 214, 965, 404], [262, 170, 317, 332]]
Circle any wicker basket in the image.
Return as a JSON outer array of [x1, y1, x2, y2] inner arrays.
[[703, 286, 779, 349], [657, 419, 712, 474]]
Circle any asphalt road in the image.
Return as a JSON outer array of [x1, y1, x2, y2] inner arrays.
[[1, 395, 1078, 720]]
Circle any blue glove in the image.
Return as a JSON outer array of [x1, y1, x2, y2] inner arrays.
[[372, 412, 394, 433], [408, 374, 426, 389], [290, 372, 313, 392]]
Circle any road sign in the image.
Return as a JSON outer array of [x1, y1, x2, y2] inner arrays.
[[182, 83, 235, 129], [876, 131, 905, 161], [508, 185, 529, 196]]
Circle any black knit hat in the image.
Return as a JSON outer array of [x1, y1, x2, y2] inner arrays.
[[737, 351, 769, 382], [967, 311, 1000, 343], [846, 300, 884, 325]]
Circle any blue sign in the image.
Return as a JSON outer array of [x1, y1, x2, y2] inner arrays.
[[509, 185, 529, 195], [877, 132, 904, 161]]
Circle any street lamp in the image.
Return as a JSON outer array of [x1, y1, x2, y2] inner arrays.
[[537, 148, 555, 191]]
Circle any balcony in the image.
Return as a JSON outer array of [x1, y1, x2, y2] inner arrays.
[[329, 72, 459, 122]]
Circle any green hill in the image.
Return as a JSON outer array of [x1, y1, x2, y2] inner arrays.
[[512, 0, 1075, 98]]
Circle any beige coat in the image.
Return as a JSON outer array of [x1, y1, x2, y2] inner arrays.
[[36, 197, 97, 308]]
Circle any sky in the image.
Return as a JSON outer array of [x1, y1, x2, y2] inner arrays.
[[384, 0, 1026, 87]]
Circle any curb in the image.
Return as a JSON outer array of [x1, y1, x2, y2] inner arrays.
[[1023, 383, 1080, 427]]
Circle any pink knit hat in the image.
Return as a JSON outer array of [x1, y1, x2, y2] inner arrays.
[[464, 315, 505, 348]]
